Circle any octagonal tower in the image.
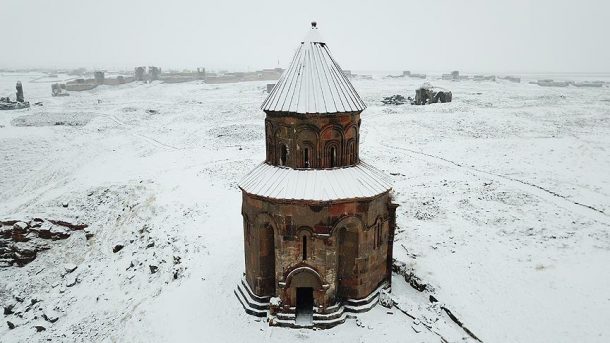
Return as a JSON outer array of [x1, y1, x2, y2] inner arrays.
[[235, 22, 398, 329]]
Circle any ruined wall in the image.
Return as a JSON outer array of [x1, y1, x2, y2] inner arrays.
[[241, 191, 396, 310], [264, 112, 361, 169]]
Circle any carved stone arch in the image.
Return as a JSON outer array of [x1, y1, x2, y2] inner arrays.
[[253, 212, 277, 296], [370, 215, 384, 231], [320, 125, 344, 168], [330, 215, 364, 236], [296, 125, 319, 168], [296, 226, 314, 236], [320, 124, 344, 142], [253, 212, 278, 232], [344, 124, 358, 140], [346, 139, 356, 165], [324, 140, 341, 168], [345, 124, 359, 164], [295, 124, 321, 136], [285, 266, 324, 290], [332, 215, 363, 298]]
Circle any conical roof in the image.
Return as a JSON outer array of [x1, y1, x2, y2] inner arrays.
[[261, 22, 366, 115]]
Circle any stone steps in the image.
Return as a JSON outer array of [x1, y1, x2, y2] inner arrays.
[[234, 278, 269, 317], [236, 278, 390, 329], [344, 281, 389, 313]]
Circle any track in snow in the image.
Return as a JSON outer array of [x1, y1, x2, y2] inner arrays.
[[378, 140, 609, 224]]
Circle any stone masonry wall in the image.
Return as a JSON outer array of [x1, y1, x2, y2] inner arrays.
[[241, 191, 396, 311]]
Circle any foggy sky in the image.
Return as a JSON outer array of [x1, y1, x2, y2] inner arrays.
[[1, 0, 609, 73]]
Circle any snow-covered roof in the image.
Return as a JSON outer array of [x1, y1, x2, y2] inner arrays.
[[239, 161, 391, 202], [261, 23, 367, 115]]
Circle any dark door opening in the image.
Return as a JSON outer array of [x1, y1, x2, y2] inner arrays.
[[295, 287, 313, 325]]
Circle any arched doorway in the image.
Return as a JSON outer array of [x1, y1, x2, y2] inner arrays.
[[285, 267, 323, 325]]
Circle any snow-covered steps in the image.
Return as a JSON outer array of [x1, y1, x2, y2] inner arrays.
[[236, 278, 390, 328], [234, 277, 270, 317]]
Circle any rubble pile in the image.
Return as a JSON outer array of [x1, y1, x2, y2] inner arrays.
[[382, 94, 408, 105], [0, 219, 89, 267]]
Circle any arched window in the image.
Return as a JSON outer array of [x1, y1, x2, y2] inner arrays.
[[347, 140, 356, 164], [330, 146, 337, 168], [304, 148, 310, 168], [302, 235, 307, 260], [279, 144, 288, 166]]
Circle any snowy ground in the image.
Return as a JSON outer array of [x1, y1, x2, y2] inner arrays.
[[1, 72, 609, 342]]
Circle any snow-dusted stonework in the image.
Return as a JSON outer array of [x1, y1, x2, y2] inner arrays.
[[237, 24, 398, 328]]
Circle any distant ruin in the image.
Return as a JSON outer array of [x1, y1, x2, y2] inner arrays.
[[51, 83, 70, 97], [411, 83, 452, 105], [0, 82, 30, 110]]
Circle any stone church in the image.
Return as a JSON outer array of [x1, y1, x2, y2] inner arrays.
[[235, 22, 398, 328]]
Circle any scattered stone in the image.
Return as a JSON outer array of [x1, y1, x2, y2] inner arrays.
[[379, 290, 394, 308], [3, 304, 14, 315], [65, 276, 78, 287], [84, 228, 94, 240], [149, 265, 159, 274], [7, 321, 15, 329], [355, 318, 364, 328], [61, 202, 69, 208], [146, 241, 154, 248], [42, 308, 59, 323], [381, 94, 408, 105], [113, 244, 124, 253], [145, 109, 159, 115], [34, 324, 46, 332], [13, 221, 28, 231], [64, 263, 77, 274]]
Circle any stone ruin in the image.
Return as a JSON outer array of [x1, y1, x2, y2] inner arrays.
[[134, 66, 161, 82], [381, 83, 453, 106], [410, 83, 452, 105], [134, 66, 145, 81], [93, 71, 105, 85], [0, 82, 30, 110], [51, 83, 70, 97], [402, 70, 427, 79]]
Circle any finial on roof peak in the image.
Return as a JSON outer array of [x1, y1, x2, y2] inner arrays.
[[311, 21, 317, 29]]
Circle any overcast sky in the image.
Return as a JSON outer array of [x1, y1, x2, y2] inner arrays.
[[1, 0, 609, 73]]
